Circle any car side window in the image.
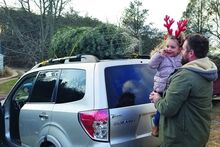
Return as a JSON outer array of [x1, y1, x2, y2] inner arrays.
[[56, 69, 86, 103], [13, 73, 37, 108], [29, 70, 59, 102]]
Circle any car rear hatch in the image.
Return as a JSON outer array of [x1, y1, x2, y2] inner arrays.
[[105, 63, 160, 146], [109, 105, 159, 146]]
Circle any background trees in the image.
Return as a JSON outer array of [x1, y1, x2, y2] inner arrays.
[[183, 0, 209, 34], [206, 0, 220, 45], [0, 0, 162, 67], [180, 0, 220, 68], [183, 0, 220, 44], [49, 0, 162, 59], [0, 0, 102, 67], [120, 0, 162, 55], [0, 8, 41, 67], [121, 0, 148, 38], [0, 0, 219, 68], [1, 0, 71, 62]]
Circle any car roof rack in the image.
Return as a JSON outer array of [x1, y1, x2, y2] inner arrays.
[[134, 55, 150, 59], [100, 54, 150, 59], [31, 54, 99, 69]]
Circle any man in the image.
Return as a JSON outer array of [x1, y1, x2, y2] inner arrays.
[[149, 34, 218, 147]]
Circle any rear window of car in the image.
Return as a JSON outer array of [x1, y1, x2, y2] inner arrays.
[[105, 64, 155, 108]]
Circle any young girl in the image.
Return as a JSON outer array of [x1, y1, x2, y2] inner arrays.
[[149, 15, 188, 137]]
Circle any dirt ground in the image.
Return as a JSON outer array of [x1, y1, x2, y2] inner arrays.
[[206, 100, 220, 147]]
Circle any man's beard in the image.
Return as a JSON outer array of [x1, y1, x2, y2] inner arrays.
[[181, 57, 189, 65]]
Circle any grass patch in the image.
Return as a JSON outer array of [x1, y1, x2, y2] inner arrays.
[[0, 79, 17, 96]]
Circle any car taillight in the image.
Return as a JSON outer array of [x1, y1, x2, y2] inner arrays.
[[79, 109, 109, 141]]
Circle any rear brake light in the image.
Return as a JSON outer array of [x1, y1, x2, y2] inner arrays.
[[79, 109, 109, 141]]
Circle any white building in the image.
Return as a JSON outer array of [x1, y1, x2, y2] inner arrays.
[[0, 54, 3, 73]]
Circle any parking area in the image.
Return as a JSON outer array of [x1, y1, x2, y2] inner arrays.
[[0, 97, 219, 146], [206, 100, 220, 147]]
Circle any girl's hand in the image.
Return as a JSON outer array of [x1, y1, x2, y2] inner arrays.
[[160, 48, 168, 56], [149, 91, 160, 103]]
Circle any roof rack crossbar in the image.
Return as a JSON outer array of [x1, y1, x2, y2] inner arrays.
[[31, 54, 99, 69]]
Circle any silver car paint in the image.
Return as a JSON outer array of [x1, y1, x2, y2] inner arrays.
[[5, 59, 159, 146]]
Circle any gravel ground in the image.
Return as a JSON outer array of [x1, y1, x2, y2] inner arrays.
[[206, 100, 220, 147]]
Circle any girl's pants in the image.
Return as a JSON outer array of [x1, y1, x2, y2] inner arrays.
[[153, 110, 160, 126]]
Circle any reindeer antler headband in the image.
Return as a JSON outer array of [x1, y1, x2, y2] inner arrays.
[[164, 15, 188, 38]]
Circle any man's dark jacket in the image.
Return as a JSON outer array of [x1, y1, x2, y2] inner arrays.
[[155, 57, 218, 147]]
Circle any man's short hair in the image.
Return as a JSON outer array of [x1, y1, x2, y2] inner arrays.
[[185, 34, 209, 58]]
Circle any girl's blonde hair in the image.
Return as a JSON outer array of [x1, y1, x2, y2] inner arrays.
[[150, 39, 165, 57], [150, 33, 185, 57]]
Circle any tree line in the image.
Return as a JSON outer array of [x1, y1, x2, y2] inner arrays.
[[0, 0, 219, 69]]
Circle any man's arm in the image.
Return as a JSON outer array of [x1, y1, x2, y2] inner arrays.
[[154, 70, 191, 117]]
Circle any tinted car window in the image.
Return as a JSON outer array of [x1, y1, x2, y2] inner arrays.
[[56, 69, 86, 103], [105, 64, 155, 108], [14, 74, 37, 107], [29, 70, 59, 102]]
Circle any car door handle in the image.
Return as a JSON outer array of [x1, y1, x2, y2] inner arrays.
[[39, 113, 49, 119]]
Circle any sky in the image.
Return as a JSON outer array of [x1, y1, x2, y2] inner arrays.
[[2, 0, 190, 31], [71, 0, 190, 31]]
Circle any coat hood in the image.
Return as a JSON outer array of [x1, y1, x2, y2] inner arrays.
[[181, 57, 218, 81]]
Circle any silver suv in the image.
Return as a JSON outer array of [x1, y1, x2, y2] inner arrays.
[[1, 55, 160, 147]]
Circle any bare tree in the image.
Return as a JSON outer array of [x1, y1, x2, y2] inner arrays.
[[206, 0, 220, 43], [1, 0, 70, 63], [183, 0, 220, 46]]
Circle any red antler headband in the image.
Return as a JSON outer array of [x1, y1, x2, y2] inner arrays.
[[163, 15, 188, 38]]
